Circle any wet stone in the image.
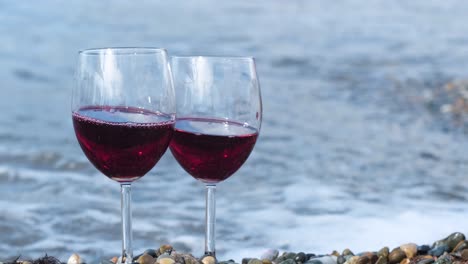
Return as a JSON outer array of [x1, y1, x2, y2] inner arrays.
[[295, 253, 307, 263], [417, 246, 431, 255], [445, 233, 465, 252], [343, 249, 355, 257], [306, 254, 317, 261], [433, 233, 465, 252], [261, 250, 279, 261], [428, 245, 449, 257], [262, 260, 272, 264], [452, 240, 468, 253], [100, 260, 115, 264], [331, 252, 340, 258], [389, 249, 406, 264], [400, 244, 417, 259]]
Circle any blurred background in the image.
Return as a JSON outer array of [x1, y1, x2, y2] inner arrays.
[[1, 0, 468, 262]]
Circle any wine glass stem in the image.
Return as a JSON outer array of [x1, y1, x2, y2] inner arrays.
[[121, 183, 133, 264], [205, 184, 216, 257]]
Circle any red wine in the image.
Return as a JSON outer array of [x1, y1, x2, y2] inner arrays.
[[170, 118, 259, 183], [72, 106, 174, 182]]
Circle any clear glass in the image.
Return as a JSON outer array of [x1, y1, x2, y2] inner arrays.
[[170, 56, 262, 257], [72, 47, 175, 264]]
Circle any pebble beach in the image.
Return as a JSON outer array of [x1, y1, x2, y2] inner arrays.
[[4, 233, 468, 264]]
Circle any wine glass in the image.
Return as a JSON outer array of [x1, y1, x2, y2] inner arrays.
[[72, 48, 175, 263], [170, 56, 262, 257]]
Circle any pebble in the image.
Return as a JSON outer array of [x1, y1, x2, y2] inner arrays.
[[433, 254, 452, 264], [399, 259, 409, 264], [201, 256, 216, 264], [400, 243, 417, 259], [279, 259, 296, 264], [337, 256, 346, 264], [182, 254, 200, 264], [344, 256, 359, 264], [460, 249, 468, 260], [417, 259, 434, 264], [433, 232, 465, 252], [284, 253, 297, 260], [428, 245, 449, 257], [145, 249, 159, 258], [157, 254, 175, 264], [243, 259, 252, 264], [159, 245, 174, 256], [417, 246, 431, 255], [388, 248, 406, 264], [356, 256, 371, 264], [377, 248, 389, 259], [375, 256, 387, 264], [343, 249, 355, 257], [137, 254, 155, 264], [261, 250, 279, 261], [248, 259, 263, 264], [295, 253, 307, 263], [452, 240, 468, 252], [68, 253, 83, 264]]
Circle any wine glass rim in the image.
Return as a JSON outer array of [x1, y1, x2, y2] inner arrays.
[[172, 55, 255, 61], [79, 47, 167, 55]]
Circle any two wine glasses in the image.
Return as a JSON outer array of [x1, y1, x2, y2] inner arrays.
[[72, 48, 262, 263]]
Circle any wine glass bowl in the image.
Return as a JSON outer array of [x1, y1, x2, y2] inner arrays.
[[72, 47, 175, 263], [170, 56, 262, 256]]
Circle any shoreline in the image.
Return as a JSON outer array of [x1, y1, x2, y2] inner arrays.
[[3, 232, 467, 264]]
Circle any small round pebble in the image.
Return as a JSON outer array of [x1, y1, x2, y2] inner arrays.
[[160, 245, 174, 256], [417, 246, 431, 255], [137, 254, 155, 264], [68, 253, 83, 264], [388, 248, 406, 264], [400, 243, 417, 259], [377, 247, 389, 259], [201, 255, 216, 264]]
